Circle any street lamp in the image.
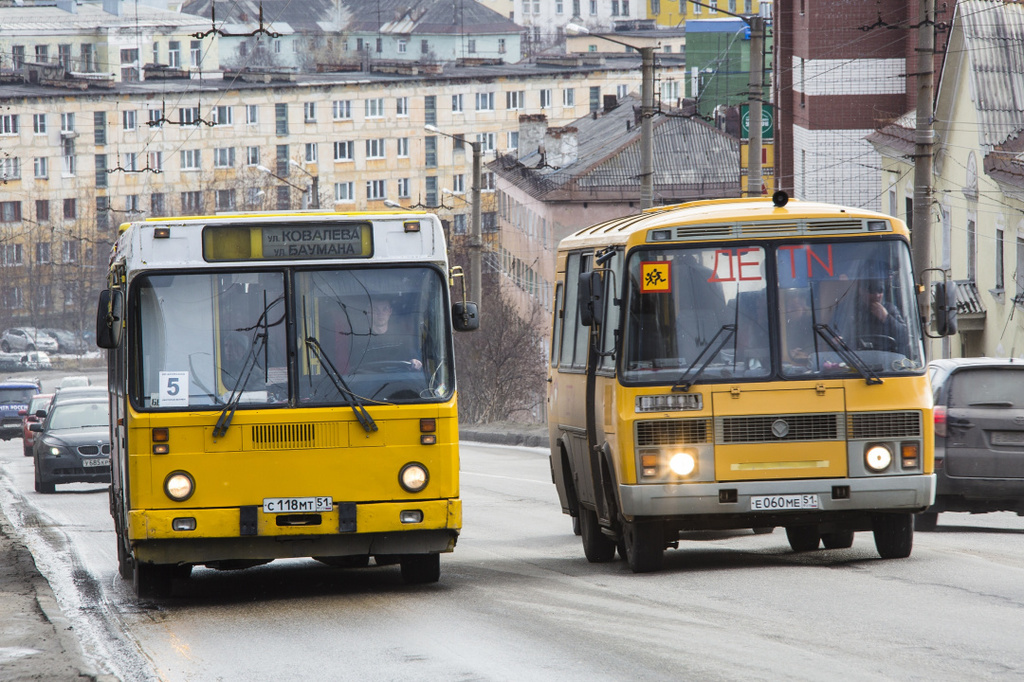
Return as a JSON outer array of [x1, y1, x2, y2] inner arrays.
[[383, 199, 403, 209], [257, 164, 312, 209], [565, 23, 656, 209], [425, 124, 482, 307], [288, 160, 320, 209]]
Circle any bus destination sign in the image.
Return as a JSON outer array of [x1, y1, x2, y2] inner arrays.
[[261, 223, 371, 259]]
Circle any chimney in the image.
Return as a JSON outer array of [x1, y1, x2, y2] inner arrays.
[[603, 94, 618, 112], [544, 126, 578, 168], [518, 113, 548, 162]]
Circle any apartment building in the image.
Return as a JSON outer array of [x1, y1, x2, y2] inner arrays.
[[0, 54, 687, 331]]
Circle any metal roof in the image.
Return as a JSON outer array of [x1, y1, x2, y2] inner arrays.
[[342, 0, 522, 36], [0, 2, 207, 32], [180, 0, 343, 33]]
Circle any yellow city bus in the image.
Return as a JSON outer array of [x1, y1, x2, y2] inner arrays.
[[95, 210, 477, 597], [548, 192, 954, 572]]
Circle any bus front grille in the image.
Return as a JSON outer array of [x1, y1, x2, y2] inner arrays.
[[636, 418, 712, 446], [848, 411, 922, 439], [250, 423, 343, 450], [716, 413, 844, 443]]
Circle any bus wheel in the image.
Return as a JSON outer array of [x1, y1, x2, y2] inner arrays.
[[133, 561, 174, 599], [400, 554, 440, 584], [785, 525, 821, 552], [821, 529, 855, 549], [621, 520, 664, 573], [914, 511, 938, 532], [579, 506, 616, 563], [872, 513, 913, 559]]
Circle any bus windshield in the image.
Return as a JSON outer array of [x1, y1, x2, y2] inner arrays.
[[132, 266, 453, 409], [622, 239, 924, 385]]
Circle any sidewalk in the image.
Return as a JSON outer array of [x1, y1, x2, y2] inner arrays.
[[0, 512, 110, 681], [459, 422, 550, 448]]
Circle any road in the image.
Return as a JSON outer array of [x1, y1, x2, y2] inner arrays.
[[1, 434, 1024, 681]]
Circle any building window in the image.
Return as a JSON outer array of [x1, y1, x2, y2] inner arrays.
[[148, 108, 162, 129], [967, 219, 977, 282], [62, 239, 79, 263], [148, 151, 163, 172], [0, 201, 22, 222], [425, 95, 437, 126], [3, 288, 23, 309], [2, 244, 23, 265], [61, 138, 76, 176], [506, 91, 525, 110], [95, 154, 107, 188], [499, 38, 507, 53], [11, 46, 25, 69], [181, 149, 202, 171], [476, 132, 496, 152], [96, 197, 109, 229], [151, 193, 165, 217], [304, 142, 318, 163], [190, 40, 201, 67], [335, 181, 355, 203], [334, 141, 354, 162], [563, 88, 575, 106], [482, 171, 495, 191], [180, 106, 201, 126], [275, 103, 288, 135], [63, 198, 76, 219], [452, 174, 465, 194], [476, 92, 495, 111], [453, 214, 467, 235], [589, 86, 601, 111], [123, 152, 138, 172], [168, 41, 180, 67], [425, 136, 437, 168], [213, 148, 235, 168], [365, 98, 385, 118], [396, 97, 409, 117], [397, 137, 410, 158], [425, 176, 438, 207], [397, 178, 410, 199], [452, 94, 464, 114], [333, 100, 352, 120], [94, 111, 106, 144], [36, 242, 51, 265], [215, 189, 236, 211], [0, 115, 18, 136], [540, 89, 552, 109], [36, 200, 49, 222], [125, 194, 140, 214], [213, 105, 233, 126], [246, 104, 258, 125], [32, 114, 45, 134], [398, 39, 408, 54], [507, 131, 519, 150], [122, 110, 137, 131], [616, 84, 628, 99], [468, 39, 477, 54], [365, 138, 386, 159], [181, 190, 203, 214], [60, 113, 74, 133], [366, 179, 386, 200], [996, 228, 1005, 290], [0, 158, 20, 181], [304, 102, 316, 123], [245, 147, 259, 166]]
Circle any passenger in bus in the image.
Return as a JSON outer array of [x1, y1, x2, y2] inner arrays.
[[837, 277, 909, 353], [341, 296, 423, 372]]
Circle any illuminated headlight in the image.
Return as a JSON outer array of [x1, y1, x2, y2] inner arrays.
[[164, 471, 195, 502], [48, 445, 66, 456], [668, 451, 698, 477], [399, 462, 429, 493], [865, 444, 893, 472]]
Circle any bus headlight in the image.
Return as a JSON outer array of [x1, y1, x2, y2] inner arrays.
[[399, 462, 429, 493], [668, 451, 698, 477], [865, 444, 893, 472], [165, 471, 195, 502]]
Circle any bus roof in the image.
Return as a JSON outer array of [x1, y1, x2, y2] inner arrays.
[[109, 210, 448, 272], [558, 196, 908, 252]]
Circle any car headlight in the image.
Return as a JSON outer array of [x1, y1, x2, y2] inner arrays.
[[668, 451, 698, 477], [399, 462, 429, 493], [865, 444, 893, 472], [164, 471, 195, 502]]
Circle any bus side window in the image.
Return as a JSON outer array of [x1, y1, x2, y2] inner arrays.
[[560, 253, 582, 370], [598, 251, 622, 372], [551, 283, 564, 367]]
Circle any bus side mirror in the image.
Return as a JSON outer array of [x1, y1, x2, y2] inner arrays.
[[452, 301, 479, 332], [933, 281, 958, 337], [577, 271, 604, 327], [95, 289, 124, 349]]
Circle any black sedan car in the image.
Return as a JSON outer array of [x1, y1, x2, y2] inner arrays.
[[920, 358, 1024, 530], [31, 397, 110, 494]]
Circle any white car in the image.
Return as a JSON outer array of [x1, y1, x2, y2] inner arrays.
[[0, 327, 59, 353]]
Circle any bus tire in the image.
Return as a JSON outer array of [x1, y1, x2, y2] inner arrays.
[[622, 519, 664, 573], [821, 529, 855, 549], [400, 553, 440, 584], [872, 513, 913, 559], [785, 525, 821, 552], [133, 561, 174, 599], [914, 511, 938, 532], [579, 506, 616, 563]]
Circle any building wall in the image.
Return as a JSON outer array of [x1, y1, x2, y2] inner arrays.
[[515, 0, 642, 52]]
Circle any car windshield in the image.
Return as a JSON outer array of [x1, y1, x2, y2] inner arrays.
[[622, 239, 925, 386], [0, 388, 36, 404], [48, 402, 109, 430]]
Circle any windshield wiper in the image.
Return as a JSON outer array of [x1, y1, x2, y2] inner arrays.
[[671, 324, 736, 393], [304, 335, 377, 433], [213, 331, 267, 438], [813, 323, 882, 385]]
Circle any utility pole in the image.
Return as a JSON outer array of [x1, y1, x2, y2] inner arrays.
[[747, 15, 764, 197], [911, 0, 936, 346], [640, 46, 655, 209], [469, 139, 482, 308]]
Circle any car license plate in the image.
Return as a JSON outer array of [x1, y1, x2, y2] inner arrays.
[[263, 496, 333, 513], [992, 431, 1024, 446], [750, 494, 820, 511], [82, 458, 109, 468]]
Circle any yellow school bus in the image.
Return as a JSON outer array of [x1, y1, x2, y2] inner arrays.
[[96, 211, 477, 597], [548, 192, 951, 572]]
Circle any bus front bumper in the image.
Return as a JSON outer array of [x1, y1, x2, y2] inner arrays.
[[618, 475, 935, 526], [130, 498, 460, 565]]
